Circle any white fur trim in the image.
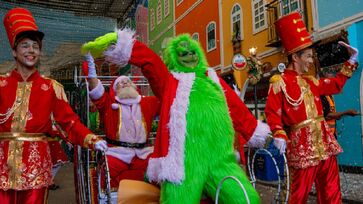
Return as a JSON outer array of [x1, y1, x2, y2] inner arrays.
[[247, 120, 271, 148], [147, 72, 195, 184], [104, 28, 136, 67], [207, 68, 221, 86], [89, 79, 104, 100]]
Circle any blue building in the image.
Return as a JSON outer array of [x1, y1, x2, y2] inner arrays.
[[312, 0, 363, 167]]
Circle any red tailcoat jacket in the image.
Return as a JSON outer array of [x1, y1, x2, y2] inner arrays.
[[0, 70, 100, 190]]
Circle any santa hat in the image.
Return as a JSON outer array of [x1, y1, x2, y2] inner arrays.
[[3, 7, 44, 48], [110, 75, 131, 109], [275, 11, 312, 54], [112, 75, 130, 92]]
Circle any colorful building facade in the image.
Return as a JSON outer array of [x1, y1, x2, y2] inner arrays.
[[175, 0, 221, 70], [135, 0, 149, 44], [222, 0, 315, 89], [148, 0, 174, 57], [311, 0, 363, 167]]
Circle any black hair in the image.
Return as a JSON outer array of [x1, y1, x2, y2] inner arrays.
[[13, 31, 43, 50]]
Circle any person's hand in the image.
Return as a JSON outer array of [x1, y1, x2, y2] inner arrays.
[[247, 121, 271, 148], [273, 138, 286, 155], [338, 41, 359, 64], [344, 109, 359, 116], [85, 52, 97, 78], [94, 140, 108, 151]]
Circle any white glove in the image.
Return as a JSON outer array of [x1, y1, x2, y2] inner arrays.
[[85, 53, 97, 78], [338, 41, 359, 64], [94, 140, 108, 152], [247, 121, 271, 148], [273, 138, 286, 155]]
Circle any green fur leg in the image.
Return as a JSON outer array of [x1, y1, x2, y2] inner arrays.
[[204, 155, 261, 204], [160, 178, 205, 204]]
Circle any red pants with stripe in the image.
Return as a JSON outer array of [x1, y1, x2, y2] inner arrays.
[[0, 187, 48, 204], [289, 156, 341, 204]]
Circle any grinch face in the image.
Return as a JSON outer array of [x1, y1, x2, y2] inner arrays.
[[164, 34, 208, 76], [177, 41, 199, 68]]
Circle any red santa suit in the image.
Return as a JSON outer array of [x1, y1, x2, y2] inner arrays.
[[264, 11, 357, 204], [89, 78, 159, 187], [102, 30, 267, 184]]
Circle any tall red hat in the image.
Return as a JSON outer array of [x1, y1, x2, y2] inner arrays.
[[275, 11, 312, 54], [3, 7, 44, 48]]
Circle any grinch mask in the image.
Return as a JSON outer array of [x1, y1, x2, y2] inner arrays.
[[164, 34, 208, 76], [177, 41, 199, 68]]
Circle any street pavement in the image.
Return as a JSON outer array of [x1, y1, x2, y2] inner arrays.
[[49, 163, 76, 204], [49, 163, 363, 204]]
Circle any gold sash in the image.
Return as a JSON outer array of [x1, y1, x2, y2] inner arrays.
[[290, 115, 324, 131], [0, 132, 47, 141]]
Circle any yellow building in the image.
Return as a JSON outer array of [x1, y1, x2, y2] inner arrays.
[[219, 0, 315, 89]]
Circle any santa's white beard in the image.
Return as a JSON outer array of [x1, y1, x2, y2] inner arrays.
[[117, 86, 139, 99]]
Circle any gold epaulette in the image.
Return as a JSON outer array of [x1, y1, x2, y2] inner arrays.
[[303, 75, 319, 86], [43, 77, 68, 102], [269, 74, 284, 94], [269, 74, 282, 83]]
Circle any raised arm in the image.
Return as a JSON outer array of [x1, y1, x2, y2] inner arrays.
[[318, 42, 359, 95], [104, 29, 170, 99], [84, 53, 99, 91]]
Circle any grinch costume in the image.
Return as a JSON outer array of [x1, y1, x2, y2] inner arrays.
[[85, 29, 270, 203]]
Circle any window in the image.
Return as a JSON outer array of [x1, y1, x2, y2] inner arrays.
[[281, 0, 300, 16], [157, 0, 162, 24], [150, 9, 155, 30], [192, 33, 199, 41], [252, 0, 267, 33], [176, 0, 183, 6], [206, 22, 216, 52], [231, 4, 243, 40], [164, 0, 170, 17]]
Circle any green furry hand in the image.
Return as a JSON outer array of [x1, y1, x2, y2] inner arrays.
[[81, 32, 117, 58]]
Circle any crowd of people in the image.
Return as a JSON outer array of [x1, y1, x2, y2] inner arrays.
[[0, 7, 359, 204]]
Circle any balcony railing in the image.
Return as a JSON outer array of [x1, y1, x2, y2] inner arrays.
[[265, 0, 307, 47]]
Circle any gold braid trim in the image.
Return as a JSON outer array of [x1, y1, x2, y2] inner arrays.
[[273, 130, 288, 140], [339, 61, 356, 77], [269, 74, 283, 94], [83, 134, 102, 149]]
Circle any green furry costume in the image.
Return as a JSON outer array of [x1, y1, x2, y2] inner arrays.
[[86, 29, 266, 203], [158, 35, 259, 204]]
